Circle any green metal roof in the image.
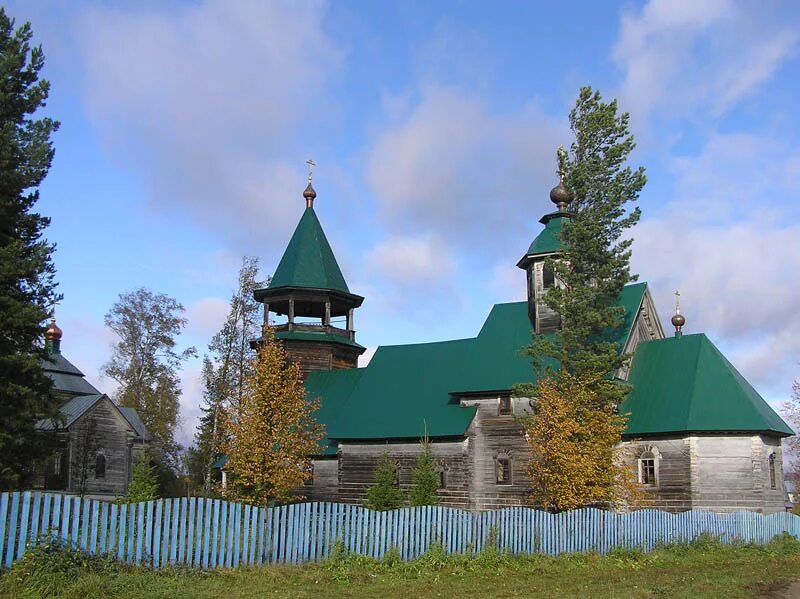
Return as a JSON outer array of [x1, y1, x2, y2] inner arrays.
[[309, 283, 647, 442], [525, 211, 569, 257], [306, 367, 366, 455], [119, 406, 149, 440], [268, 207, 350, 293], [276, 330, 365, 350], [41, 353, 101, 397], [621, 333, 793, 437]]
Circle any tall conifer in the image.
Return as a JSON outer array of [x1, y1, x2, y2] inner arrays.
[[523, 87, 646, 407], [0, 8, 61, 489]]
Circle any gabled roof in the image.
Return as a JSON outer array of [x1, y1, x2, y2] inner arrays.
[[37, 394, 104, 430], [268, 207, 350, 293], [36, 393, 149, 440], [305, 283, 647, 444], [41, 353, 101, 397], [621, 333, 793, 437], [119, 406, 149, 440]]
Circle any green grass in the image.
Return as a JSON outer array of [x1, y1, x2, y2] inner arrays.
[[3, 535, 800, 599]]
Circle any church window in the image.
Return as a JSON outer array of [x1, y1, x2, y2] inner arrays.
[[53, 452, 62, 476], [543, 265, 555, 289], [638, 451, 656, 486], [95, 453, 106, 479], [438, 465, 448, 489], [769, 453, 777, 489], [499, 396, 511, 416], [496, 455, 512, 485]]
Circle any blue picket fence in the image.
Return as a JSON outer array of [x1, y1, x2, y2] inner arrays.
[[0, 492, 798, 570]]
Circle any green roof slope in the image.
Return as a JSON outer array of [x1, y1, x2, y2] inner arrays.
[[268, 207, 350, 293], [41, 354, 101, 397], [305, 367, 366, 454], [312, 283, 647, 441], [525, 212, 568, 257], [621, 333, 793, 437]]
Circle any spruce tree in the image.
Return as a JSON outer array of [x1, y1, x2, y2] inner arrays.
[[409, 435, 439, 506], [523, 87, 646, 407], [365, 452, 404, 511], [123, 455, 159, 503], [0, 8, 61, 489]]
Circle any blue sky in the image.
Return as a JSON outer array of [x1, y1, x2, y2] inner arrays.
[[8, 0, 800, 446]]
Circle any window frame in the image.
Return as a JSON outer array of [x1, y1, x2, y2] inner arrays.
[[498, 396, 512, 416], [637, 449, 658, 487], [496, 455, 512, 486], [769, 453, 777, 490], [94, 453, 106, 480]]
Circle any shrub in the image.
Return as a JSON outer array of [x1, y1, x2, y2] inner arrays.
[[2, 535, 121, 597], [365, 452, 404, 511]]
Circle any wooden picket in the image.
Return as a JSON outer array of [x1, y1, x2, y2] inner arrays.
[[0, 492, 798, 570]]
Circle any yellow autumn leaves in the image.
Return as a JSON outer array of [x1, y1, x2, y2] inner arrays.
[[222, 327, 324, 506], [523, 372, 643, 512]]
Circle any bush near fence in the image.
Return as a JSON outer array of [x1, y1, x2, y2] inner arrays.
[[0, 492, 798, 570]]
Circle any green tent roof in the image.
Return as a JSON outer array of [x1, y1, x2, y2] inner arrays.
[[621, 333, 793, 437], [41, 353, 101, 397], [268, 207, 350, 293], [306, 283, 647, 443], [524, 211, 569, 257]]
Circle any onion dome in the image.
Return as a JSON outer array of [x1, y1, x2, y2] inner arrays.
[[549, 180, 573, 211], [671, 290, 685, 337], [45, 319, 63, 341], [303, 182, 317, 209]]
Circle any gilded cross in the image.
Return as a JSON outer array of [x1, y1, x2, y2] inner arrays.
[[674, 290, 681, 314]]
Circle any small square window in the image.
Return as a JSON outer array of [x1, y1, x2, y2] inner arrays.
[[496, 457, 512, 485], [499, 396, 511, 416]]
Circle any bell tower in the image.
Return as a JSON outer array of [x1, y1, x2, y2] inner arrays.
[[253, 168, 365, 376], [516, 174, 572, 334]]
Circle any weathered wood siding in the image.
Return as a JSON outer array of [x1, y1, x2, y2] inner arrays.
[[463, 396, 533, 510], [620, 438, 693, 512], [691, 435, 785, 514], [622, 435, 786, 514], [618, 287, 665, 380], [282, 339, 360, 376], [66, 398, 139, 496], [304, 458, 339, 502], [529, 261, 560, 333], [334, 440, 471, 508]]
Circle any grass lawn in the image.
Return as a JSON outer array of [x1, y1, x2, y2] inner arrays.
[[2, 536, 799, 598]]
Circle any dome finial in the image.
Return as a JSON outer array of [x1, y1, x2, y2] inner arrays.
[[549, 145, 572, 211], [671, 289, 686, 337], [45, 314, 63, 354], [303, 158, 317, 208]]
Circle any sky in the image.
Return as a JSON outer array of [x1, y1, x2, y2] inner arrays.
[[7, 0, 800, 448]]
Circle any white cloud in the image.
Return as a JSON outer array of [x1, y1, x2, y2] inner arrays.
[[185, 297, 230, 341], [633, 132, 800, 395], [614, 0, 799, 124], [365, 235, 454, 285], [79, 0, 343, 247], [366, 86, 567, 256]]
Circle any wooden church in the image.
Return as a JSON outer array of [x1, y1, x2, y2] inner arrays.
[[246, 176, 792, 514], [32, 321, 149, 496]]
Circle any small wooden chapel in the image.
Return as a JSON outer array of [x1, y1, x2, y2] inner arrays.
[[243, 174, 792, 514]]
